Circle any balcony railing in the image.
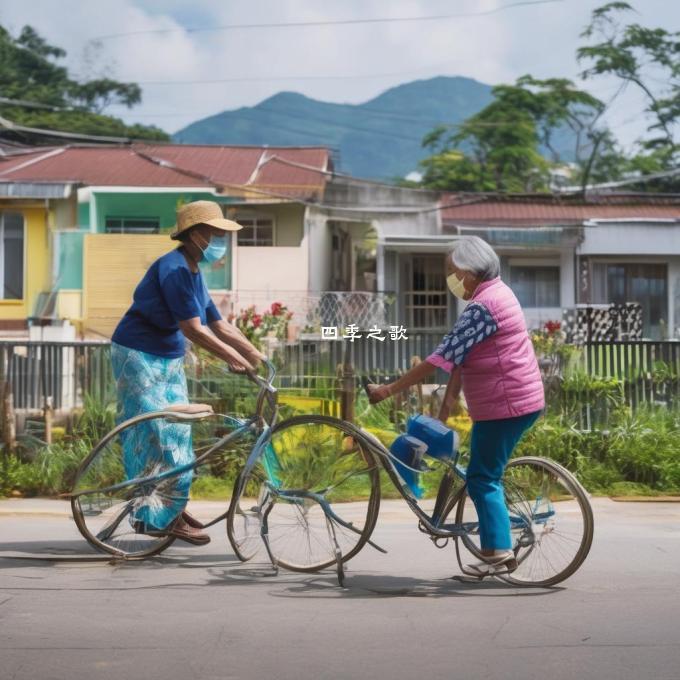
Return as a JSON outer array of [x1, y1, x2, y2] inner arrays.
[[226, 290, 399, 331]]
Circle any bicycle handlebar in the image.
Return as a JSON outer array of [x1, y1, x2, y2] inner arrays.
[[225, 357, 277, 394]]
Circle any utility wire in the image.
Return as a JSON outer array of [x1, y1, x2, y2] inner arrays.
[[91, 0, 564, 41]]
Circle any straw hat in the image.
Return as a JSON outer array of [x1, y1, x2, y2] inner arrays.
[[170, 200, 243, 240]]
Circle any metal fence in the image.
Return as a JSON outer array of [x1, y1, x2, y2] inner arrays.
[[0, 341, 112, 411], [277, 331, 449, 384], [1, 337, 678, 417], [582, 340, 680, 409]]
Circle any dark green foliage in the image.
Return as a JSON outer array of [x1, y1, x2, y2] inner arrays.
[[420, 76, 603, 192], [576, 1, 680, 190], [0, 24, 168, 140]]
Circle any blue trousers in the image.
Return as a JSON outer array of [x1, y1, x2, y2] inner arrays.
[[111, 342, 194, 531], [466, 410, 542, 550]]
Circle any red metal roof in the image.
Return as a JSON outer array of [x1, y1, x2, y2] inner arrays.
[[0, 143, 330, 199], [440, 193, 680, 225], [0, 146, 211, 187]]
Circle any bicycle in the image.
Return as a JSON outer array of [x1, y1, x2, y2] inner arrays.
[[229, 378, 594, 587], [69, 359, 280, 559], [70, 359, 594, 588]]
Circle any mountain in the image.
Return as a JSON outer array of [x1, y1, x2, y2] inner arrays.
[[172, 76, 495, 180]]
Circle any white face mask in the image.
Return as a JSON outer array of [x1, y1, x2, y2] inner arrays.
[[446, 273, 467, 300]]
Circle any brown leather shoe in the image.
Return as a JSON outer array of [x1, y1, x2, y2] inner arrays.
[[162, 516, 211, 545], [181, 510, 205, 529]]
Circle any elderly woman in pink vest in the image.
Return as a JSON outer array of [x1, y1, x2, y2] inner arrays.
[[366, 235, 545, 575]]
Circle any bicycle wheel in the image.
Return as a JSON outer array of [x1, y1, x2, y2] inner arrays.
[[227, 415, 381, 572], [71, 411, 208, 559], [453, 456, 594, 587]]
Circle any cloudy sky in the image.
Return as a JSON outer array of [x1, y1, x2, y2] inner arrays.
[[1, 0, 676, 148]]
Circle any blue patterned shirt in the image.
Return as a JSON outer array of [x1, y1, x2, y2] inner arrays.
[[426, 302, 498, 373]]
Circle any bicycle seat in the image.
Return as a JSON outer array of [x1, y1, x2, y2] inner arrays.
[[164, 403, 214, 416]]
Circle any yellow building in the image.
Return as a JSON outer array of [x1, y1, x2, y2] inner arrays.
[[0, 200, 52, 335]]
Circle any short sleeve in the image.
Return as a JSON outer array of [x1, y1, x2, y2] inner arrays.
[[425, 302, 498, 373], [206, 300, 222, 324], [160, 266, 203, 323]]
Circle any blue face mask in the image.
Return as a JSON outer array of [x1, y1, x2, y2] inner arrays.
[[202, 234, 228, 263]]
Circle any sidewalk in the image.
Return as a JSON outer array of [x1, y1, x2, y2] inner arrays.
[[0, 498, 229, 519], [3, 495, 680, 521]]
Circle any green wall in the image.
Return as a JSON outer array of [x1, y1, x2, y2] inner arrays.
[[93, 191, 218, 232], [63, 191, 238, 290]]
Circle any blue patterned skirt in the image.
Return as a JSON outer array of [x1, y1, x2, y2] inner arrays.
[[111, 342, 194, 531]]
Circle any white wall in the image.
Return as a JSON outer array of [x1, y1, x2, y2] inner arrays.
[[236, 244, 308, 293], [306, 208, 332, 292], [580, 222, 680, 255]]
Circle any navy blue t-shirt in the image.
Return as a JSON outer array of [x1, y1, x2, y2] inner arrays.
[[112, 248, 222, 358]]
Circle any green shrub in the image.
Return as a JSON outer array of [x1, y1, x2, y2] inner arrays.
[[0, 454, 44, 496]]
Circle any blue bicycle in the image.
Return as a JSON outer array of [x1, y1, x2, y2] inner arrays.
[[226, 365, 594, 587]]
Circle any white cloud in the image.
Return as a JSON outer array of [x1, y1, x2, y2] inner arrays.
[[0, 0, 675, 146]]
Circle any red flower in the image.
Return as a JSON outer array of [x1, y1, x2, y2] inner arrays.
[[544, 320, 562, 335], [271, 302, 283, 316], [253, 314, 263, 328]]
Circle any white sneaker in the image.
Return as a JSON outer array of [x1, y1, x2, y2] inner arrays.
[[466, 549, 517, 576]]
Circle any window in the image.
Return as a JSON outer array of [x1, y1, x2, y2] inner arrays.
[[236, 215, 274, 246], [404, 255, 448, 330], [592, 262, 667, 339], [510, 266, 560, 307], [105, 216, 160, 234], [0, 212, 24, 300]]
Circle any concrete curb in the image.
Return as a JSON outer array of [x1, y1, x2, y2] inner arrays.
[[609, 496, 680, 502]]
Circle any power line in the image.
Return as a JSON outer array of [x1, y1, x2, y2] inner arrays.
[[132, 61, 467, 86], [91, 0, 564, 41]]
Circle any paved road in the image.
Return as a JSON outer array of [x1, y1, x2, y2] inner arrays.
[[1, 497, 679, 680]]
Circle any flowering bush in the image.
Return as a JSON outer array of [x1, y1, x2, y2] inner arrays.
[[229, 301, 293, 350], [544, 320, 562, 335], [531, 320, 568, 357]]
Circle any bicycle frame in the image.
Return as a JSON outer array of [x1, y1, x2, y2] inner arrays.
[[254, 425, 554, 549]]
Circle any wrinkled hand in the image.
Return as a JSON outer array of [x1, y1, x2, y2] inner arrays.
[[226, 355, 254, 374], [366, 383, 391, 404], [247, 349, 267, 369]]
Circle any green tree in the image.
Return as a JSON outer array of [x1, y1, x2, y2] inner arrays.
[[420, 77, 605, 192], [0, 25, 168, 141], [577, 2, 679, 189]]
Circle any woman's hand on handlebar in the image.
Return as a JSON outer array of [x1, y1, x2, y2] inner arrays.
[[366, 383, 391, 404], [224, 348, 255, 374], [245, 348, 267, 370]]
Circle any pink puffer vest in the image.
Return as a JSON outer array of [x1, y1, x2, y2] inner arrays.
[[461, 277, 545, 421]]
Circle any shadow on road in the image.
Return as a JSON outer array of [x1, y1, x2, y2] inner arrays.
[[201, 563, 565, 599], [0, 539, 239, 567], [0, 547, 564, 600]]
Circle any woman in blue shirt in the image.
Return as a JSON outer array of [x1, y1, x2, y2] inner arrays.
[[111, 200, 265, 546]]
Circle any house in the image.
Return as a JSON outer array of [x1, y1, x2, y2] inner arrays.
[[0, 143, 330, 338], [438, 193, 680, 339], [305, 183, 680, 340], [2, 139, 679, 342]]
